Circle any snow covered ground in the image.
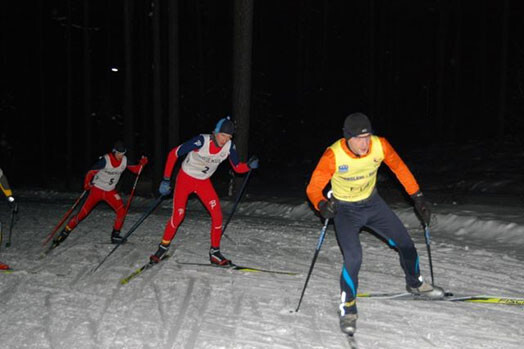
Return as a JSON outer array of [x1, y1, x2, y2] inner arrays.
[[1, 142, 524, 348]]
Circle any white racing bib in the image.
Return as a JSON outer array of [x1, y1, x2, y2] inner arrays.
[[182, 134, 231, 179], [92, 154, 127, 191]]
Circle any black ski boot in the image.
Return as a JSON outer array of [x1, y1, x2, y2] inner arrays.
[[111, 229, 125, 244], [209, 247, 232, 266], [52, 226, 71, 248], [150, 243, 170, 264]]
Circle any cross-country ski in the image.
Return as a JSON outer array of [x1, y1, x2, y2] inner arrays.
[[175, 260, 299, 275], [358, 292, 524, 305], [120, 255, 171, 285]]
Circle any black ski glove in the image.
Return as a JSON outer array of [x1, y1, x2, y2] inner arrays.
[[318, 198, 336, 219], [411, 191, 431, 226]]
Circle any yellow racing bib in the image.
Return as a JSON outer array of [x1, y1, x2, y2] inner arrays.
[[329, 136, 384, 202]]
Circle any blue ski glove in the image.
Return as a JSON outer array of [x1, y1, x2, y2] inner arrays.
[[411, 191, 431, 226], [159, 177, 172, 196], [247, 156, 259, 169]]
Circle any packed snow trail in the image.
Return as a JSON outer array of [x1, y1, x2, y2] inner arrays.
[[1, 195, 523, 348]]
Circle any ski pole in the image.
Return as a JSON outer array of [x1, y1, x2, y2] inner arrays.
[[93, 195, 164, 272], [43, 190, 88, 246], [423, 224, 435, 285], [295, 217, 330, 312], [124, 165, 144, 214], [5, 203, 18, 247], [222, 168, 253, 242], [115, 166, 144, 242]]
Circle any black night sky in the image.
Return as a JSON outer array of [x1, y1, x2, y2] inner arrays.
[[1, 1, 524, 194]]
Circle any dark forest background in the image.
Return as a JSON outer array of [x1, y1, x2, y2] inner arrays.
[[1, 0, 523, 195]]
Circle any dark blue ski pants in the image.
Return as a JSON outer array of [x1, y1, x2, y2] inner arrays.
[[334, 191, 421, 307]]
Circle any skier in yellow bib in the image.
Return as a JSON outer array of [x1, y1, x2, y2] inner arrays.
[[306, 113, 444, 336]]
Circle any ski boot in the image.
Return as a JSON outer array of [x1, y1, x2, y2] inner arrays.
[[111, 229, 125, 244], [209, 247, 232, 266], [406, 277, 445, 298], [339, 299, 358, 335], [52, 226, 72, 248], [150, 243, 170, 264], [340, 313, 358, 336]]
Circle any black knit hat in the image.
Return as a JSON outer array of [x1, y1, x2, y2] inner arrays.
[[112, 140, 127, 154], [214, 116, 235, 135], [343, 113, 373, 139]]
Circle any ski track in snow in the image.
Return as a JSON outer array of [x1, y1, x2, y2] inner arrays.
[[1, 198, 524, 349]]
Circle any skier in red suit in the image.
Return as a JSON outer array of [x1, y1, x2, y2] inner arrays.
[[52, 141, 148, 247], [150, 116, 259, 266]]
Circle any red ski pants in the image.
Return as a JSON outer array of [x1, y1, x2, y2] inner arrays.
[[67, 186, 126, 231], [161, 170, 223, 247]]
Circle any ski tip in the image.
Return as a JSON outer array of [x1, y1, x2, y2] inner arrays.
[[346, 334, 358, 349], [234, 267, 261, 273]]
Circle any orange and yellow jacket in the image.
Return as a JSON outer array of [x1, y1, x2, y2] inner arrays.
[[306, 136, 420, 210]]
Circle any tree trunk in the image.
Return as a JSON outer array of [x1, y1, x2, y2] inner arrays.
[[168, 0, 180, 149], [479, 0, 488, 133], [374, 3, 388, 126], [295, 2, 306, 123], [497, 0, 509, 139], [84, 0, 92, 169], [435, 0, 449, 136], [66, 0, 73, 187], [194, 0, 205, 119], [152, 0, 163, 184], [232, 0, 254, 196], [139, 0, 150, 160], [368, 0, 376, 117], [123, 0, 135, 159], [450, 0, 462, 140], [38, 0, 47, 186]]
